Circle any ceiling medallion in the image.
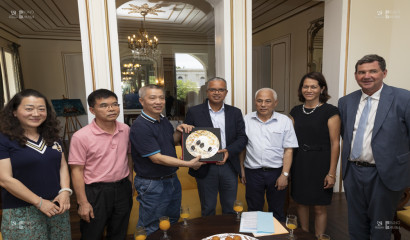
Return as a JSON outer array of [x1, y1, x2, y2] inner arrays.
[[123, 3, 164, 16]]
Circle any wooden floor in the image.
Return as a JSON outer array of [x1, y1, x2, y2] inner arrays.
[[68, 192, 410, 240], [287, 193, 350, 239]]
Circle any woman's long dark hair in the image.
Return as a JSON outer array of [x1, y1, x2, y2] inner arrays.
[[0, 89, 61, 146]]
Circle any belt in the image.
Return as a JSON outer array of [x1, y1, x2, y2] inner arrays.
[[351, 161, 376, 167], [137, 173, 176, 180], [88, 177, 129, 186], [246, 167, 279, 171], [301, 144, 330, 151]]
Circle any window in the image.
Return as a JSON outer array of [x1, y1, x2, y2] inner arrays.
[[175, 53, 208, 114]]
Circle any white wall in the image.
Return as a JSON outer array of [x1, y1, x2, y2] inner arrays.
[[346, 0, 410, 93], [18, 39, 88, 133], [19, 39, 82, 99], [253, 4, 325, 110]]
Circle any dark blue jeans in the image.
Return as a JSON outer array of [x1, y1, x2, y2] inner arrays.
[[134, 175, 182, 235]]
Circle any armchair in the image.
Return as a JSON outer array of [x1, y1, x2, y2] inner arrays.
[[393, 187, 410, 240]]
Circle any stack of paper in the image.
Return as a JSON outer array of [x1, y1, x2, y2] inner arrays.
[[239, 211, 275, 234], [239, 211, 289, 237]]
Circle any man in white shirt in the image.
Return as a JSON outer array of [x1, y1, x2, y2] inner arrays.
[[240, 88, 298, 221]]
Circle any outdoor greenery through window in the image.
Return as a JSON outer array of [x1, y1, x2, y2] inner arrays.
[[175, 53, 207, 113]]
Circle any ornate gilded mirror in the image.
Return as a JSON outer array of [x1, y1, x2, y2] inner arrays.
[[307, 18, 324, 72]]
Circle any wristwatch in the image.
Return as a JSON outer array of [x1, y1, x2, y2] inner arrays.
[[282, 171, 289, 177]]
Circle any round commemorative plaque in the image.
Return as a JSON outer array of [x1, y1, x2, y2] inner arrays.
[[185, 130, 220, 159]]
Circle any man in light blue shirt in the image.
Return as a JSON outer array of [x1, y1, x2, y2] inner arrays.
[[240, 88, 298, 221], [208, 102, 226, 149]]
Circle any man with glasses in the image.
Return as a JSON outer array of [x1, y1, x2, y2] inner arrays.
[[184, 77, 248, 216], [69, 89, 133, 240]]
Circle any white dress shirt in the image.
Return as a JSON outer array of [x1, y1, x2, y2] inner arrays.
[[244, 111, 298, 169], [350, 85, 383, 164], [208, 102, 226, 149]]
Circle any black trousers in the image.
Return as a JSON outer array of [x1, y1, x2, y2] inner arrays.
[[80, 178, 133, 240], [245, 167, 286, 221]]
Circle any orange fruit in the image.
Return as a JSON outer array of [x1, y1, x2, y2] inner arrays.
[[232, 235, 242, 240], [211, 237, 220, 240], [225, 237, 233, 240]]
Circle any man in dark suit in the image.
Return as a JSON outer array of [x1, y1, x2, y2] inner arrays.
[[184, 77, 248, 216], [338, 54, 410, 240]]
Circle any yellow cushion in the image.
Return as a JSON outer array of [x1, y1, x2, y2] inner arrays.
[[127, 195, 140, 235], [0, 231, 2, 240], [177, 167, 198, 190], [397, 208, 410, 226], [404, 206, 410, 210]]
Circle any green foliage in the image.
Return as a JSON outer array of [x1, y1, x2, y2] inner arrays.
[[177, 79, 199, 100]]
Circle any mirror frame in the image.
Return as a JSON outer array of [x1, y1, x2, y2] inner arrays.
[[307, 17, 324, 73]]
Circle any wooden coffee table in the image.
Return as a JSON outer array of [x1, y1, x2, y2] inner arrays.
[[147, 215, 316, 240]]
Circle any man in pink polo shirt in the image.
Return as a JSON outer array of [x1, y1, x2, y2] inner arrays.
[[69, 89, 133, 240]]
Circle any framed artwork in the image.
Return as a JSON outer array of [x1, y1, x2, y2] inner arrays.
[[51, 99, 86, 117]]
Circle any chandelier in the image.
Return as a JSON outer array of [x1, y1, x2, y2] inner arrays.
[[121, 63, 141, 81], [124, 4, 163, 59]]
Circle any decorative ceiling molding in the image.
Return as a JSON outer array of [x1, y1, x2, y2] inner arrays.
[[0, 0, 322, 41], [0, 0, 80, 39]]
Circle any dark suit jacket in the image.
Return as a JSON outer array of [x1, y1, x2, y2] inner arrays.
[[338, 84, 410, 191], [184, 102, 248, 178]]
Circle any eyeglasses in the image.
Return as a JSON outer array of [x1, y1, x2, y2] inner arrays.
[[97, 103, 120, 109], [208, 88, 226, 93]]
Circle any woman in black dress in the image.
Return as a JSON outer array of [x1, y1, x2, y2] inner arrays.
[[290, 72, 340, 236]]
